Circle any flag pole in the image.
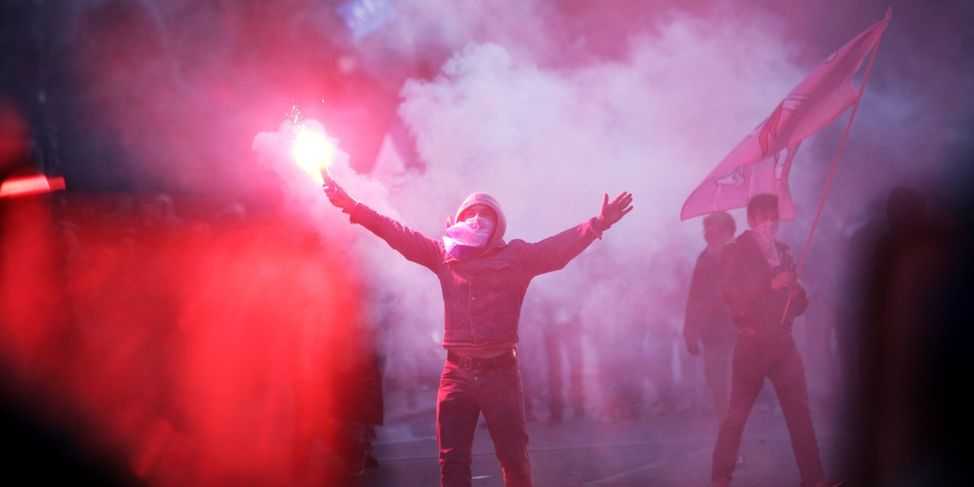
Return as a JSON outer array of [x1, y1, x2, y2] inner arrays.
[[780, 18, 886, 324]]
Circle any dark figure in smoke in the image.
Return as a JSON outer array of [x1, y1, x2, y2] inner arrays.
[[322, 177, 632, 487], [542, 310, 586, 423], [684, 211, 737, 421], [711, 194, 838, 487]]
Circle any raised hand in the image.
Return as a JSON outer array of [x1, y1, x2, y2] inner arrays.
[[322, 175, 357, 213], [598, 192, 634, 231]]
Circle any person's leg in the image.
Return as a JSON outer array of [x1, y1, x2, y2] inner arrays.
[[543, 328, 564, 422], [703, 340, 734, 421], [480, 364, 533, 487], [769, 337, 826, 486], [648, 334, 676, 415], [712, 339, 767, 484], [565, 324, 586, 417], [437, 362, 481, 487], [802, 307, 832, 405]]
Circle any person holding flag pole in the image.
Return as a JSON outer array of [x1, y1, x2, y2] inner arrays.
[[679, 9, 892, 487]]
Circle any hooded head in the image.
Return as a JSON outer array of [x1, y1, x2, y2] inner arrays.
[[454, 192, 507, 250]]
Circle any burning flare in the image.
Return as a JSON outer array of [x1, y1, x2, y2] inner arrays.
[[290, 124, 337, 185]]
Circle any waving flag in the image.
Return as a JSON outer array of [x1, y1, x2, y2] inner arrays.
[[681, 9, 891, 220]]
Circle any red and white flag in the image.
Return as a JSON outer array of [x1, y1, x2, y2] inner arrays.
[[680, 9, 891, 220]]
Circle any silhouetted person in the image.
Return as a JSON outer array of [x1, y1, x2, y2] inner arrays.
[[684, 211, 737, 420], [711, 194, 839, 487], [542, 308, 585, 423], [840, 184, 959, 486]]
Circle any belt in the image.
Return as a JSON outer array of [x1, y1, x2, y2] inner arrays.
[[446, 350, 517, 370]]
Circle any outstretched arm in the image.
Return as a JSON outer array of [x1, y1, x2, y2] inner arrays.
[[323, 176, 442, 270], [519, 192, 634, 275]]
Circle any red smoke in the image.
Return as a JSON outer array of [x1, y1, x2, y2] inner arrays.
[[0, 194, 367, 486]]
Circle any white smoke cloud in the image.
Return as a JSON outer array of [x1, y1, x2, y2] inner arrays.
[[256, 2, 936, 417], [388, 13, 804, 317], [264, 10, 818, 416]]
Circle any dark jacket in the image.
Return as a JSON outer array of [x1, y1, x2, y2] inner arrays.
[[720, 230, 808, 335], [349, 203, 603, 351], [684, 249, 736, 345]]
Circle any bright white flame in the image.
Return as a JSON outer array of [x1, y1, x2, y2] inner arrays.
[[290, 125, 337, 184]]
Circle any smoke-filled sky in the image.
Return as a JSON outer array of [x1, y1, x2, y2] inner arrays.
[[10, 0, 964, 350], [13, 0, 966, 199], [235, 0, 974, 373]]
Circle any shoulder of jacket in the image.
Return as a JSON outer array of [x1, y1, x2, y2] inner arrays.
[[729, 235, 748, 252]]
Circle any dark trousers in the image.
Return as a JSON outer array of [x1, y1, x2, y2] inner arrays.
[[702, 340, 734, 420], [437, 358, 532, 487], [712, 332, 825, 485]]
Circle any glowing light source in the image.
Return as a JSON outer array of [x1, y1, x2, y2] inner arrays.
[[0, 174, 66, 198], [290, 125, 337, 185]]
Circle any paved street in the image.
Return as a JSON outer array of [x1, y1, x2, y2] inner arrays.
[[363, 407, 845, 487]]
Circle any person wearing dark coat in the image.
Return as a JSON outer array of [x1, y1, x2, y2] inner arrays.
[[710, 194, 839, 487], [323, 177, 632, 487], [684, 211, 737, 420]]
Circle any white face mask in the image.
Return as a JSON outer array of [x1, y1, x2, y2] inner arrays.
[[444, 215, 494, 249]]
